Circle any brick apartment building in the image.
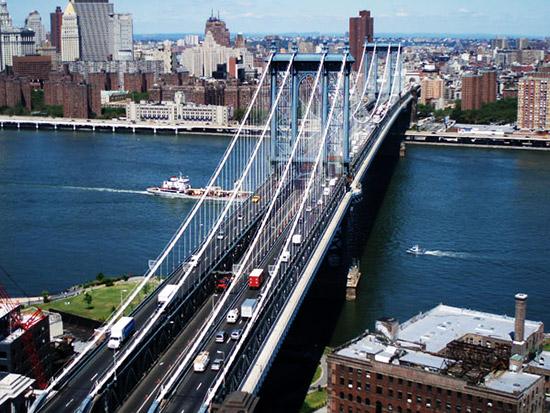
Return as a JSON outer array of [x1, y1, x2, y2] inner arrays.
[[327, 294, 548, 413], [517, 73, 550, 131], [461, 71, 497, 111], [349, 10, 374, 71]]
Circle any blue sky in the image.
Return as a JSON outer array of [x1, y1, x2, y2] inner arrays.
[[9, 0, 550, 37]]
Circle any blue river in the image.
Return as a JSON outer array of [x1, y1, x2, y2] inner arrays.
[[0, 130, 548, 342]]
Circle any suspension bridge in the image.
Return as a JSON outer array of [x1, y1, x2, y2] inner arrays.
[[31, 41, 418, 413]]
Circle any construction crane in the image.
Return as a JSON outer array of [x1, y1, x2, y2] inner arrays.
[[0, 266, 48, 389]]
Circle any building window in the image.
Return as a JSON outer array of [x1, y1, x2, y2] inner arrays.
[[388, 389, 394, 398], [357, 396, 362, 404], [377, 373, 383, 380], [417, 383, 423, 390], [389, 376, 394, 383], [365, 383, 371, 392], [340, 377, 345, 385], [365, 398, 371, 406], [398, 408, 402, 413], [398, 391, 403, 400], [357, 382, 362, 391], [427, 385, 432, 392], [348, 380, 353, 389], [339, 392, 344, 399], [376, 386, 383, 395], [348, 394, 353, 401], [388, 404, 393, 411], [417, 396, 422, 403], [398, 378, 403, 385], [447, 390, 452, 396]]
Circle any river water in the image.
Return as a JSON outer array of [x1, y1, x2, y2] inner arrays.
[[0, 130, 548, 339]]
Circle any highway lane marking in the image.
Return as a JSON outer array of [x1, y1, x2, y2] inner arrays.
[[196, 382, 202, 391], [90, 373, 99, 382], [65, 398, 74, 408]]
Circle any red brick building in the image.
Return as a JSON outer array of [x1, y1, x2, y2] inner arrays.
[[327, 296, 546, 413], [12, 56, 52, 82], [461, 71, 497, 111], [0, 76, 32, 111], [50, 6, 63, 53], [63, 82, 90, 119], [349, 10, 374, 71]]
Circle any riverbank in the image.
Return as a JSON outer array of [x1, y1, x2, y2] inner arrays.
[[35, 277, 159, 322], [0, 114, 236, 136]]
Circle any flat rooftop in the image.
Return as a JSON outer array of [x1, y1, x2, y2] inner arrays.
[[482, 370, 541, 394], [397, 304, 542, 353], [528, 351, 550, 371]]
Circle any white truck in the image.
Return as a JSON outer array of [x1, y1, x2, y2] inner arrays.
[[292, 234, 302, 245], [158, 284, 179, 307], [226, 308, 239, 323], [108, 317, 135, 350], [241, 298, 258, 319], [193, 351, 210, 372]]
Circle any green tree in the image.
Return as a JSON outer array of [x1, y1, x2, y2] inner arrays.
[[83, 292, 93, 309], [96, 272, 105, 283], [41, 290, 50, 304]]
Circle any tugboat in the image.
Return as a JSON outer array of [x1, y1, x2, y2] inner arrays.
[[406, 244, 425, 255], [346, 261, 361, 301], [147, 173, 250, 201]]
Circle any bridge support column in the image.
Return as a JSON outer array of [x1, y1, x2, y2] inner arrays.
[[291, 65, 299, 147], [343, 59, 351, 172], [363, 41, 370, 89], [372, 49, 379, 100], [321, 63, 329, 176], [385, 46, 393, 97], [270, 65, 278, 166]]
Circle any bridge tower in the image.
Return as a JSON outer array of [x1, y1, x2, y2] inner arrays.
[[269, 43, 355, 174]]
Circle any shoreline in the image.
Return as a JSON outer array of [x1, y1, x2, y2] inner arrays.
[[405, 140, 550, 152], [0, 115, 236, 137]]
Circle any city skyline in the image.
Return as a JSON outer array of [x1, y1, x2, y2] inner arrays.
[[7, 0, 550, 37]]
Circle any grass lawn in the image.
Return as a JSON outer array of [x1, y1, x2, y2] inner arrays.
[[312, 365, 322, 384], [544, 342, 550, 351], [39, 280, 159, 322], [300, 389, 327, 413]]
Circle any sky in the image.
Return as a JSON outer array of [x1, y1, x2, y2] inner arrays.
[[9, 0, 550, 37]]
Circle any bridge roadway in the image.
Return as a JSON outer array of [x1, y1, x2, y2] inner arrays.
[[161, 189, 306, 413], [40, 181, 273, 413], [115, 188, 303, 413]]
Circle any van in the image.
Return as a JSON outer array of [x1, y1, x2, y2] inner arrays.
[[292, 234, 302, 245], [226, 308, 239, 323], [193, 351, 210, 372], [281, 250, 290, 262]]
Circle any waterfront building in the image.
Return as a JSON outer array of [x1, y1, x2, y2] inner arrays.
[[126, 91, 229, 127], [50, 6, 63, 53], [327, 294, 547, 413], [349, 10, 374, 71], [61, 1, 80, 62], [461, 71, 497, 111], [25, 11, 46, 47], [0, 1, 36, 71], [518, 73, 550, 131], [205, 12, 230, 47]]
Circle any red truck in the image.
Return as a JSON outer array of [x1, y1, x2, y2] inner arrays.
[[248, 268, 264, 289]]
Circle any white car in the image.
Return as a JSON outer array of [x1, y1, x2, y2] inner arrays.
[[211, 358, 223, 371]]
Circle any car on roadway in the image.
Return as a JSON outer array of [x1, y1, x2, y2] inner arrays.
[[217, 231, 225, 240], [237, 214, 244, 220], [211, 358, 224, 371], [215, 331, 226, 343], [231, 329, 242, 341]]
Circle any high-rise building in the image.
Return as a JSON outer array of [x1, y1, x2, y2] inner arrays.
[[235, 32, 245, 49], [420, 76, 444, 106], [349, 10, 374, 71], [518, 73, 550, 131], [110, 13, 133, 61], [518, 38, 530, 50], [205, 12, 230, 47], [461, 71, 497, 111], [0, 1, 36, 71], [25, 11, 46, 46], [61, 1, 80, 62], [493, 36, 508, 49], [72, 0, 114, 61], [50, 6, 63, 53]]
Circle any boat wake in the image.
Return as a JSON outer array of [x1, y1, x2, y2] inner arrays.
[[61, 186, 149, 195], [422, 250, 471, 258]]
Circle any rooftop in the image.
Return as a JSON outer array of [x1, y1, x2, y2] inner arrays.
[[396, 304, 542, 353], [482, 370, 541, 394], [528, 351, 550, 371]]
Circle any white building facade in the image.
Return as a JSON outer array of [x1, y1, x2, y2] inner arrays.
[[0, 1, 36, 71], [61, 1, 80, 62]]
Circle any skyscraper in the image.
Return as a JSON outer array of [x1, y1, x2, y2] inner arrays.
[[61, 1, 80, 62], [50, 6, 64, 53], [0, 1, 36, 71], [205, 12, 230, 48], [110, 13, 133, 61], [25, 11, 46, 47], [72, 0, 114, 61], [349, 10, 374, 71]]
